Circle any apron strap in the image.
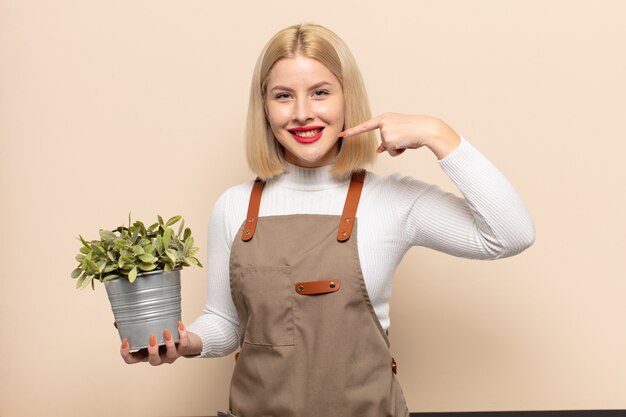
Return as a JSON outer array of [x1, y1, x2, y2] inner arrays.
[[337, 170, 366, 242], [242, 178, 265, 241], [242, 170, 366, 242]]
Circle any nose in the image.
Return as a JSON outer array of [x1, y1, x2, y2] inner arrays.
[[293, 98, 314, 124]]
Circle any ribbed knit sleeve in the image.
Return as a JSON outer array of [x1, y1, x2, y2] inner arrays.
[[401, 137, 535, 259], [186, 136, 535, 356], [186, 187, 247, 358]]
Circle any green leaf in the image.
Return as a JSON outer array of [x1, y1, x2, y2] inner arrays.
[[128, 266, 138, 283], [76, 273, 86, 288], [97, 259, 107, 273], [79, 246, 90, 255], [183, 236, 194, 254], [166, 215, 182, 227], [80, 275, 92, 289], [107, 251, 118, 262], [102, 274, 119, 282], [156, 235, 164, 255], [132, 245, 145, 255], [192, 257, 203, 268], [163, 228, 172, 249], [86, 259, 99, 275], [114, 238, 129, 249], [91, 243, 105, 257], [103, 262, 117, 273], [142, 244, 155, 255], [183, 256, 197, 267], [120, 266, 133, 275], [138, 253, 157, 263], [164, 262, 173, 272], [138, 262, 157, 272], [157, 215, 164, 227], [120, 256, 134, 266], [177, 218, 185, 238], [71, 267, 82, 279], [147, 222, 158, 233], [99, 229, 117, 241], [183, 228, 191, 240], [79, 235, 91, 248], [134, 220, 146, 235], [165, 248, 177, 265], [75, 254, 86, 263], [76, 273, 92, 289]]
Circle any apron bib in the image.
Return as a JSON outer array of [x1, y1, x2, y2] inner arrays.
[[228, 171, 409, 417]]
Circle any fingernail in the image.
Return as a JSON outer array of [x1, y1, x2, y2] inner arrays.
[[164, 328, 172, 341], [149, 334, 157, 347], [121, 338, 128, 349], [337, 132, 345, 138], [178, 321, 185, 331]]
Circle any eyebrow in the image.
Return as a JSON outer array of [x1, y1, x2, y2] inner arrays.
[[269, 81, 334, 92]]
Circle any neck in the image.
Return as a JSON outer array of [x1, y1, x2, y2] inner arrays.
[[274, 162, 348, 191]]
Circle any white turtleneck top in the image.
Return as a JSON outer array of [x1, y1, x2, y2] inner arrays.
[[187, 137, 535, 358]]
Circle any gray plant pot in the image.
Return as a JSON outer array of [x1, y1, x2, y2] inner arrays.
[[105, 268, 181, 350]]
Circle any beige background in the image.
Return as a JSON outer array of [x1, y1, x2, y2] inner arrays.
[[1, 0, 625, 416]]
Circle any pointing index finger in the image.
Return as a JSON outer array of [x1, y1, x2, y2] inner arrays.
[[338, 116, 381, 138]]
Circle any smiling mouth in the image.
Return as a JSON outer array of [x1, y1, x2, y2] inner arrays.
[[289, 127, 324, 137], [292, 128, 322, 138], [288, 126, 325, 144]]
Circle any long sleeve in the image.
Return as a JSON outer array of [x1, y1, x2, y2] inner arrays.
[[186, 189, 245, 358], [400, 137, 535, 259], [186, 137, 536, 353]]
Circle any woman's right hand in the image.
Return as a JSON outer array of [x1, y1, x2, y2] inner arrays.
[[120, 321, 202, 365]]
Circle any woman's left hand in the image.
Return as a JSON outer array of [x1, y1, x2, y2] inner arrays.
[[338, 113, 461, 160]]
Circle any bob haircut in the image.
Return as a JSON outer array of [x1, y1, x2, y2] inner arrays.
[[246, 23, 377, 180]]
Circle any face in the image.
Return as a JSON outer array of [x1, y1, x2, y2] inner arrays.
[[264, 54, 345, 168]]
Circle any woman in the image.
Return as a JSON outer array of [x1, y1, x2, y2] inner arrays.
[[120, 23, 535, 417]]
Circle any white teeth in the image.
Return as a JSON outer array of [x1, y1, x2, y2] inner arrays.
[[292, 128, 322, 138]]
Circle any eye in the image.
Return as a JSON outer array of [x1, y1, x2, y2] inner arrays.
[[312, 89, 329, 97], [274, 92, 291, 100]]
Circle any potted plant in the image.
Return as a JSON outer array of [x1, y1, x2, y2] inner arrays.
[[71, 214, 202, 350]]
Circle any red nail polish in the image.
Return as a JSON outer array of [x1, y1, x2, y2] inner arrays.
[[164, 328, 172, 341], [121, 338, 128, 349], [149, 334, 157, 347], [178, 321, 185, 331]]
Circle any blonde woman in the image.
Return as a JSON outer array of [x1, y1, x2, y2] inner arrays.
[[121, 23, 535, 417]]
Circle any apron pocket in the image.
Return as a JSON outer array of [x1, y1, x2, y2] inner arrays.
[[239, 265, 294, 347]]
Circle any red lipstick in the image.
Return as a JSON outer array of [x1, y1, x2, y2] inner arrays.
[[288, 126, 325, 144]]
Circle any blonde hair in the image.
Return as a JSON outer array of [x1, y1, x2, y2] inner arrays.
[[245, 23, 377, 180]]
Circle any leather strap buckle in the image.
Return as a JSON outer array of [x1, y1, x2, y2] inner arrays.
[[242, 178, 265, 241], [295, 279, 340, 295]]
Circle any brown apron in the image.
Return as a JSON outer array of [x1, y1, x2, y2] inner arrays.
[[227, 171, 409, 417]]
